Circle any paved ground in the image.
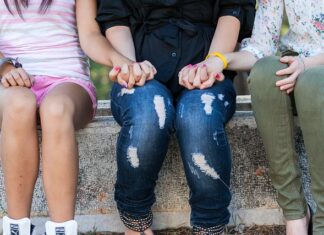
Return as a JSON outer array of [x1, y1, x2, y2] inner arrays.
[[83, 225, 286, 235]]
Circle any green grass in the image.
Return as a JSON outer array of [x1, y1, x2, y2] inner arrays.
[[90, 61, 112, 100]]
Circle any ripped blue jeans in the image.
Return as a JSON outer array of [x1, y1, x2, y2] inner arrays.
[[111, 79, 236, 234]]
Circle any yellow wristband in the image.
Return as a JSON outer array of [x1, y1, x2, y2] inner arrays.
[[205, 52, 228, 70]]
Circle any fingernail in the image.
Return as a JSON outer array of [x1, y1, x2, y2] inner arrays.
[[188, 64, 192, 68], [215, 74, 220, 80], [193, 64, 198, 68], [202, 64, 207, 68], [114, 66, 121, 72], [122, 81, 128, 88]]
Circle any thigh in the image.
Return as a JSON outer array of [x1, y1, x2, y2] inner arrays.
[[110, 79, 175, 128], [39, 82, 93, 130]]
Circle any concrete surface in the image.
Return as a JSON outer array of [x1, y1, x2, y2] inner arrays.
[[0, 97, 313, 233]]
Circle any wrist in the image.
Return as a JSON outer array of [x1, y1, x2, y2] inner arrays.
[[111, 51, 134, 68], [205, 52, 228, 70], [207, 56, 225, 70]]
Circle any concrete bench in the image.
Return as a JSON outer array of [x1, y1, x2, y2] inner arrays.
[[0, 96, 313, 234]]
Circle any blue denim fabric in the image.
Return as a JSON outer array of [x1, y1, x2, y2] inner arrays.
[[111, 79, 236, 230]]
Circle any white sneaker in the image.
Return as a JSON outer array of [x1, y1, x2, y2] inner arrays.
[[45, 220, 77, 235], [3, 216, 31, 235]]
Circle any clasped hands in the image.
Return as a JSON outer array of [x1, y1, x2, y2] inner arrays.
[[110, 56, 225, 90]]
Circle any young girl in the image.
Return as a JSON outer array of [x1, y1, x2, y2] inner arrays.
[[185, 0, 324, 234], [79, 1, 255, 234], [0, 0, 97, 234]]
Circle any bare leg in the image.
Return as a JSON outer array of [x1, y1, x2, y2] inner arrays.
[[39, 83, 93, 222], [0, 86, 38, 219]]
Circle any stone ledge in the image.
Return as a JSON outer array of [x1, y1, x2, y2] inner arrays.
[[0, 96, 312, 233]]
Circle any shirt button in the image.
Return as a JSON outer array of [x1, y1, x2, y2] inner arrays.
[[171, 52, 177, 57]]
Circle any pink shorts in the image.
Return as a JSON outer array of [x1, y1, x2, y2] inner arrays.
[[31, 76, 97, 117]]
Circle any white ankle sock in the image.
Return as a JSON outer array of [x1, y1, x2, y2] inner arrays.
[[3, 216, 31, 235], [45, 220, 78, 235]]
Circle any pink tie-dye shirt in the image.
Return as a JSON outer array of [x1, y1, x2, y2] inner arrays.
[[0, 0, 90, 80]]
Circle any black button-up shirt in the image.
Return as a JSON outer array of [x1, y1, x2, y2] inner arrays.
[[97, 0, 256, 94]]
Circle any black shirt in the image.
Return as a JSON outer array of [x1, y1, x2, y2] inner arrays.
[[96, 0, 256, 94]]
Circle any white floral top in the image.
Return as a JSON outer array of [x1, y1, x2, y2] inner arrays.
[[241, 0, 324, 58]]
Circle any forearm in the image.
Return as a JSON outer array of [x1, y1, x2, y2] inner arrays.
[[207, 16, 258, 72], [225, 50, 258, 71], [79, 31, 129, 67], [304, 53, 324, 70], [208, 16, 240, 54], [106, 26, 136, 62], [76, 0, 132, 67]]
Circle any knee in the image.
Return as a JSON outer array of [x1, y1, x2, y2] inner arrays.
[[3, 88, 37, 121], [249, 56, 285, 88], [40, 96, 75, 128], [125, 94, 174, 132], [176, 92, 225, 130]]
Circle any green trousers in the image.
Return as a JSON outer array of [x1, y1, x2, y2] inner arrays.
[[249, 56, 324, 234]]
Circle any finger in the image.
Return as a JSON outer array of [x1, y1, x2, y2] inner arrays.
[[1, 77, 10, 88], [11, 70, 25, 86], [17, 68, 31, 87], [132, 63, 142, 82], [200, 75, 215, 90], [200, 64, 208, 82], [144, 60, 157, 75], [181, 67, 195, 90], [139, 62, 151, 80], [215, 73, 225, 82], [117, 74, 128, 88], [127, 65, 136, 89], [276, 72, 299, 87], [287, 87, 294, 94], [276, 63, 297, 76], [188, 64, 197, 84], [280, 56, 295, 64], [193, 66, 202, 88], [120, 64, 130, 82], [178, 66, 188, 87], [280, 82, 295, 91], [5, 73, 18, 86], [136, 72, 147, 87], [109, 66, 121, 82], [143, 60, 156, 79]]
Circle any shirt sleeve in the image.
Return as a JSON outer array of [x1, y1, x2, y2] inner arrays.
[[219, 0, 256, 41], [240, 0, 284, 59], [96, 0, 131, 35]]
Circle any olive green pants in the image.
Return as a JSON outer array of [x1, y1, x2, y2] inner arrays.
[[249, 56, 324, 234]]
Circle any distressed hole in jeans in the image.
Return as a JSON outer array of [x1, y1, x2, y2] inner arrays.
[[118, 88, 135, 97], [129, 126, 134, 139], [192, 153, 230, 189], [153, 95, 166, 129], [127, 146, 139, 168], [212, 129, 228, 146], [192, 153, 220, 180], [201, 93, 215, 115]]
